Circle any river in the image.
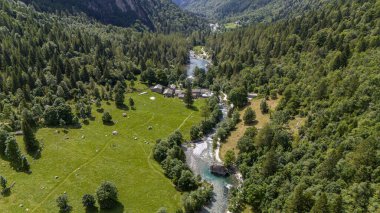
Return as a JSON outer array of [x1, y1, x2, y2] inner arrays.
[[184, 50, 234, 213], [186, 50, 210, 78]]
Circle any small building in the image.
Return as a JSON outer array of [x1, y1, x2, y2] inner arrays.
[[13, 131, 23, 136], [192, 89, 202, 98], [169, 84, 177, 90], [178, 93, 185, 99], [210, 164, 229, 176], [248, 93, 258, 100], [175, 90, 183, 96], [150, 84, 164, 94], [163, 88, 175, 97], [200, 89, 212, 98]]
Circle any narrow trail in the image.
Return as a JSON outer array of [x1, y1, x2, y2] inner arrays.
[[176, 112, 194, 131], [31, 127, 114, 212], [32, 101, 188, 211]]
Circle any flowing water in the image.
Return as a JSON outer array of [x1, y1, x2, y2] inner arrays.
[[184, 51, 234, 213], [186, 50, 210, 78]]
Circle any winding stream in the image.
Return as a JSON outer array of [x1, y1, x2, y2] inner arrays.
[[184, 50, 234, 213]]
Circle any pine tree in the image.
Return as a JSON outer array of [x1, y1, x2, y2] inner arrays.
[[21, 110, 40, 155], [5, 137, 23, 170], [330, 195, 343, 213], [114, 89, 125, 107], [183, 82, 193, 108], [129, 97, 135, 108], [260, 99, 269, 114], [0, 128, 8, 155], [243, 107, 256, 125], [311, 193, 328, 213], [21, 155, 30, 172]]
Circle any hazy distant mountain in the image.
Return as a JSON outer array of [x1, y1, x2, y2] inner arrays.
[[172, 0, 328, 23], [21, 0, 205, 33]]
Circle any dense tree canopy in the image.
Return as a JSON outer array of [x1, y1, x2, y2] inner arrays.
[[201, 0, 380, 212]]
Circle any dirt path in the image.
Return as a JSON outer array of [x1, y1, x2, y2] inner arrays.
[[176, 112, 194, 131], [31, 127, 114, 212]]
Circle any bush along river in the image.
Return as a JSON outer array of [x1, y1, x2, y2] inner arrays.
[[184, 50, 237, 213]]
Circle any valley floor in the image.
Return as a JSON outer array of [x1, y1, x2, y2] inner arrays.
[[0, 84, 204, 212]]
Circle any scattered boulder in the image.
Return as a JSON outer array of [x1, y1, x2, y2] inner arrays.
[[55, 176, 59, 179], [19, 204, 23, 207], [122, 113, 127, 117], [112, 131, 118, 135], [148, 126, 153, 130], [81, 135, 85, 139]]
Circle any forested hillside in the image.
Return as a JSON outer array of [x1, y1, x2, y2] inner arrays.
[[201, 0, 380, 211], [20, 0, 206, 33], [173, 0, 330, 23], [0, 0, 191, 132]]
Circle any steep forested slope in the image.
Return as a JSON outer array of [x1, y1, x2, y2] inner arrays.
[[20, 0, 206, 33], [0, 0, 191, 131], [173, 0, 329, 23], [201, 0, 380, 212]]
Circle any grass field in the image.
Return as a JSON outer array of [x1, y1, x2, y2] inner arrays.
[[224, 22, 240, 29], [0, 84, 204, 213], [220, 97, 280, 160]]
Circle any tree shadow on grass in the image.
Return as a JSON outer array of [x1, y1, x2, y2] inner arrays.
[[186, 105, 199, 111], [85, 206, 99, 213], [97, 108, 105, 113], [116, 104, 129, 111], [87, 202, 124, 213], [1, 188, 12, 197], [244, 120, 258, 127], [102, 121, 115, 126]]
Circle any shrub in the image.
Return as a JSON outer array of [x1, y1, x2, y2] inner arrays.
[[96, 181, 118, 209], [243, 108, 256, 125], [56, 194, 72, 213], [82, 194, 96, 209], [102, 112, 113, 124]]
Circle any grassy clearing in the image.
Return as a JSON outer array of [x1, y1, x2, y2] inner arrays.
[[224, 22, 239, 29], [220, 97, 280, 160], [193, 46, 204, 55], [0, 84, 204, 212]]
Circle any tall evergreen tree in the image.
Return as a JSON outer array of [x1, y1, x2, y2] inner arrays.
[[311, 193, 328, 213], [183, 82, 194, 108], [4, 137, 23, 170], [21, 110, 40, 155]]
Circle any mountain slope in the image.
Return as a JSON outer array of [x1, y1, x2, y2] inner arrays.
[[173, 0, 329, 23], [202, 0, 380, 211], [21, 0, 206, 33]]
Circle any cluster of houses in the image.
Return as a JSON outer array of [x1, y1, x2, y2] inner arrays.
[[150, 84, 213, 99]]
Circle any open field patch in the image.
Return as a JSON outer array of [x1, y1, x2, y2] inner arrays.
[[220, 97, 281, 160], [0, 86, 204, 213]]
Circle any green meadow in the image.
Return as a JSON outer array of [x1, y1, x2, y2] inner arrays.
[[0, 84, 204, 213]]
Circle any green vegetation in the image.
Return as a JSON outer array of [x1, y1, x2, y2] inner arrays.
[[56, 194, 72, 213], [174, 0, 326, 24], [21, 0, 206, 34], [201, 0, 380, 212], [0, 87, 205, 212], [1, 0, 380, 211], [96, 181, 119, 209], [243, 107, 256, 125], [224, 22, 239, 29]]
